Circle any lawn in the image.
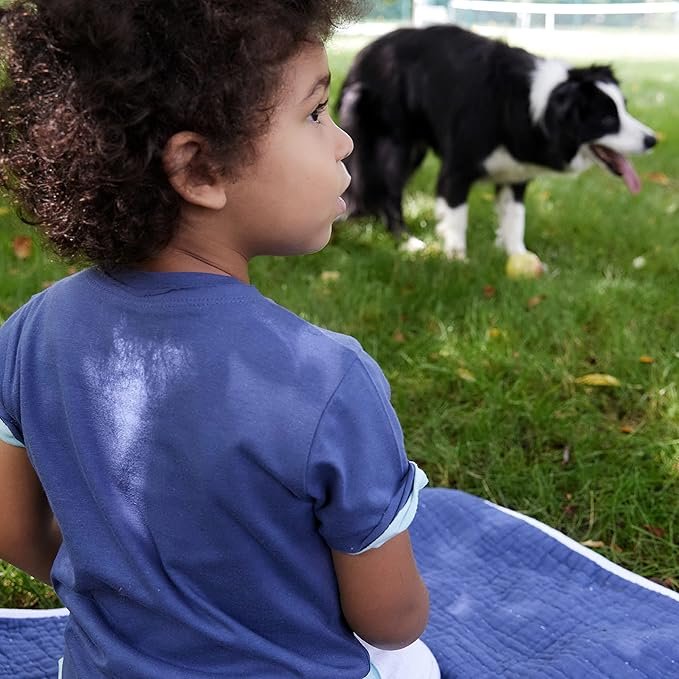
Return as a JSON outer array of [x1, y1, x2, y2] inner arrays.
[[1, 44, 678, 608]]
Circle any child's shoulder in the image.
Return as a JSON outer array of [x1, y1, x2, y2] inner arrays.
[[263, 295, 366, 361], [261, 298, 389, 395], [0, 269, 91, 353]]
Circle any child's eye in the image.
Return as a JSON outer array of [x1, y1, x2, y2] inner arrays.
[[309, 99, 329, 124]]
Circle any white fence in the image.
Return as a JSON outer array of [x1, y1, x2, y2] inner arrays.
[[413, 0, 679, 30]]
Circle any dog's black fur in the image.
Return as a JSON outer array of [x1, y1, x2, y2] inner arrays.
[[337, 25, 656, 259]]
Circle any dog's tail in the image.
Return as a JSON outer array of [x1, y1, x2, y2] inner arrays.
[[336, 80, 381, 219]]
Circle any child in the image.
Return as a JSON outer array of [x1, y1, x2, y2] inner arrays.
[[0, 2, 440, 677]]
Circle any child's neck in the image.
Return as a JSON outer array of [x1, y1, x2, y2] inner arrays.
[[138, 246, 250, 283], [136, 206, 251, 282]]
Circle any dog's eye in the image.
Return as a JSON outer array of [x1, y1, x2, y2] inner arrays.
[[602, 115, 617, 130]]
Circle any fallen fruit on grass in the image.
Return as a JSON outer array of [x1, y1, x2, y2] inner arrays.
[[505, 252, 544, 279]]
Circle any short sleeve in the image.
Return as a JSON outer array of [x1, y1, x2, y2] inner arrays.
[[0, 417, 24, 447], [0, 307, 26, 447], [305, 355, 416, 553]]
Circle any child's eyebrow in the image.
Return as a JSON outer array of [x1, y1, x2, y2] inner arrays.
[[302, 73, 331, 102]]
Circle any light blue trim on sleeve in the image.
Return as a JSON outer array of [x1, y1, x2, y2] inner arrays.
[[364, 665, 381, 679], [0, 417, 25, 447], [355, 462, 429, 555]]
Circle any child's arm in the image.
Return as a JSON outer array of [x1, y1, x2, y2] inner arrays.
[[332, 530, 429, 650], [0, 440, 62, 583]]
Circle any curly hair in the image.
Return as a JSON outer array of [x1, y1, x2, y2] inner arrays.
[[0, 0, 365, 269]]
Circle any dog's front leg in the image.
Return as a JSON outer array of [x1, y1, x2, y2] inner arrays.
[[435, 199, 469, 260], [494, 183, 528, 255], [434, 171, 474, 260]]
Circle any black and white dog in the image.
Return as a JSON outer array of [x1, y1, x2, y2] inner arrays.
[[337, 25, 657, 262]]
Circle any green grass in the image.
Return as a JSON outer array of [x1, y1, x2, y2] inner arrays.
[[1, 50, 678, 608]]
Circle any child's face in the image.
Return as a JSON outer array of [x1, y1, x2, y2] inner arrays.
[[222, 43, 353, 258]]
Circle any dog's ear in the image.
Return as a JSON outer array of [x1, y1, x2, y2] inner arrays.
[[543, 81, 581, 136]]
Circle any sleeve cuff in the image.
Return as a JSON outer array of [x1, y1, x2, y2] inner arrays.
[[0, 417, 25, 447], [354, 462, 429, 554]]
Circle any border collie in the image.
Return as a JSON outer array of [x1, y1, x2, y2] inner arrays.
[[337, 25, 657, 262]]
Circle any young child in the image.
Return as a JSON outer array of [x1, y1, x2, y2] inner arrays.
[[0, 2, 440, 677]]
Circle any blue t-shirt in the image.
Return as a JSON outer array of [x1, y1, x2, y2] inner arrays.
[[0, 269, 423, 678]]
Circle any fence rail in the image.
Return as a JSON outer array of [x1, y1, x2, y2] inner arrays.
[[414, 0, 679, 29]]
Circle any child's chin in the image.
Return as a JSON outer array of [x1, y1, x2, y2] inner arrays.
[[303, 226, 333, 255], [274, 228, 332, 257]]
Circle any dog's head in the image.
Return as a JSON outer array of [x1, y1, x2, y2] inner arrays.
[[534, 63, 657, 193]]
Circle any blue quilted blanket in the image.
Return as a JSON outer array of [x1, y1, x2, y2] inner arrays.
[[413, 489, 679, 678], [0, 609, 67, 679], [2, 487, 678, 678]]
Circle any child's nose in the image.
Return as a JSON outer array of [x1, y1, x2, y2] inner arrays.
[[336, 124, 353, 162]]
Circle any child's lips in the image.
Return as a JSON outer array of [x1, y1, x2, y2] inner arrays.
[[336, 175, 351, 214], [336, 169, 351, 214], [339, 165, 351, 193]]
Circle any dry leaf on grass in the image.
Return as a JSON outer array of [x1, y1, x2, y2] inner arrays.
[[644, 525, 666, 539], [646, 171, 670, 186], [562, 446, 571, 465], [639, 355, 654, 364], [320, 270, 340, 283], [456, 367, 476, 382], [527, 294, 546, 309], [575, 373, 621, 387], [563, 504, 576, 517], [12, 236, 32, 260], [581, 539, 606, 549]]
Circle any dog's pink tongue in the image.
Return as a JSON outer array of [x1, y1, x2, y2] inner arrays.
[[615, 155, 641, 194]]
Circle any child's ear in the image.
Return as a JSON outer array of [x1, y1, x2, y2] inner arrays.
[[162, 132, 227, 210]]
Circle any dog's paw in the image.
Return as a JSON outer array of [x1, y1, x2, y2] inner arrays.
[[400, 236, 427, 253], [443, 247, 469, 262]]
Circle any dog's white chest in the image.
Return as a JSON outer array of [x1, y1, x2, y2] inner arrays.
[[482, 147, 547, 184]]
